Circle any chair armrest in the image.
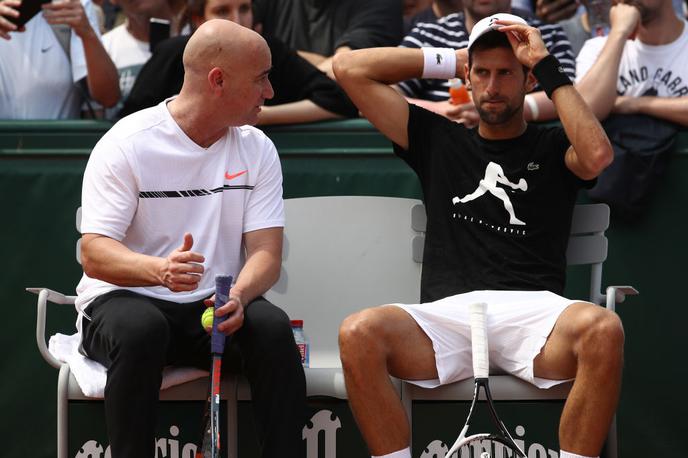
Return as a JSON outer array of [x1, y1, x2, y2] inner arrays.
[[605, 285, 639, 312], [26, 287, 77, 369]]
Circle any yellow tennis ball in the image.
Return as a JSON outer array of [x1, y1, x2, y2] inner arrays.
[[201, 307, 214, 330]]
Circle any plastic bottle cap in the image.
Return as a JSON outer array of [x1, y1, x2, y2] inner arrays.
[[290, 320, 303, 327]]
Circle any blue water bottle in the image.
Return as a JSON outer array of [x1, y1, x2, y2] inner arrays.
[[290, 320, 309, 367]]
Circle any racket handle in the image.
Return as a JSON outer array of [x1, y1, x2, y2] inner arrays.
[[469, 302, 489, 379], [211, 275, 233, 355]]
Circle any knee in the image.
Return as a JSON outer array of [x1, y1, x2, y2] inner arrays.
[[244, 302, 294, 352], [577, 307, 625, 361], [338, 308, 386, 367], [114, 314, 170, 363]]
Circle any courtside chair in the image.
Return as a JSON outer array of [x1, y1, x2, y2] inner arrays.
[[28, 196, 423, 458], [401, 202, 638, 458]]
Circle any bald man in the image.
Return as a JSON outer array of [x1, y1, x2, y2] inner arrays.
[[75, 19, 306, 458]]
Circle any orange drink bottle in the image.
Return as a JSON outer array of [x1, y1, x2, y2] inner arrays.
[[449, 78, 470, 105]]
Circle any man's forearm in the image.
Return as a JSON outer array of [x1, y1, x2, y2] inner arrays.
[[81, 235, 164, 287], [619, 96, 688, 126], [554, 85, 613, 178], [575, 32, 628, 120], [80, 29, 120, 108], [231, 249, 281, 306], [257, 100, 342, 125], [524, 91, 557, 122]]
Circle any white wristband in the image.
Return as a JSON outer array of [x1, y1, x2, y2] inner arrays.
[[421, 47, 456, 79], [525, 94, 539, 121]]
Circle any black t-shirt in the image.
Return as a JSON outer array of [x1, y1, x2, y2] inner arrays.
[[119, 34, 358, 119], [252, 0, 403, 56], [394, 105, 591, 303]]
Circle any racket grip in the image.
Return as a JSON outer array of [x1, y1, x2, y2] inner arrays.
[[211, 275, 233, 355], [469, 302, 489, 379]]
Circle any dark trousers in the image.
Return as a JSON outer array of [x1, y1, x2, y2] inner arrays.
[[81, 289, 307, 458]]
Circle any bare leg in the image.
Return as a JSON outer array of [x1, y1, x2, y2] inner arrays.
[[534, 302, 624, 456], [339, 306, 438, 455]]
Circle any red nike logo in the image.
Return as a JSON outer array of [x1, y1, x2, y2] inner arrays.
[[225, 170, 247, 180]]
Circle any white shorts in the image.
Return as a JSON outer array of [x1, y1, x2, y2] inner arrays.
[[393, 290, 586, 389]]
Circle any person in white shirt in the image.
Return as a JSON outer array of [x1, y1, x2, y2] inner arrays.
[[76, 19, 306, 458], [0, 0, 119, 119], [576, 0, 688, 126], [101, 0, 176, 118]]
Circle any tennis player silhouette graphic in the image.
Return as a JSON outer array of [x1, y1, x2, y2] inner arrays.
[[452, 161, 528, 225]]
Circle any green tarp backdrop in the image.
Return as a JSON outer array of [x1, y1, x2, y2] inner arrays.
[[1, 120, 686, 457]]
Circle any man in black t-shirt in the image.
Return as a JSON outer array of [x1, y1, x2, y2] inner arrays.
[[334, 13, 620, 458]]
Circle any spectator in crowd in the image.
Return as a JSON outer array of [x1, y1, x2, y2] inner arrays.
[[101, 0, 177, 118], [119, 0, 358, 124], [512, 0, 578, 21], [77, 18, 306, 458], [576, 0, 688, 126], [0, 0, 119, 119], [558, 0, 598, 57], [404, 0, 463, 33], [252, 0, 403, 78], [398, 0, 575, 126]]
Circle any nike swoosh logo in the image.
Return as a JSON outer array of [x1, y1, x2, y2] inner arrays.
[[41, 46, 52, 53], [225, 170, 247, 180]]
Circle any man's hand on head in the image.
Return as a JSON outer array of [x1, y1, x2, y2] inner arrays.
[[42, 0, 95, 39], [160, 233, 206, 292], [0, 0, 25, 39], [495, 21, 550, 69]]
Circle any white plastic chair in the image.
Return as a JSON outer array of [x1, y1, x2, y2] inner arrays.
[[28, 196, 424, 458], [401, 202, 638, 458]]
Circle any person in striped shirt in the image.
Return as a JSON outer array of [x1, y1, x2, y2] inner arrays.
[[397, 0, 575, 126]]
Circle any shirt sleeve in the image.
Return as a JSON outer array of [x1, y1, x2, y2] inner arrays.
[[392, 103, 459, 180], [80, 137, 139, 241], [334, 0, 403, 50], [575, 37, 606, 83], [243, 137, 285, 233]]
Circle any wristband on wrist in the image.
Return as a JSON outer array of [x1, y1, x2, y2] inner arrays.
[[532, 54, 572, 99], [421, 47, 456, 79], [524, 94, 539, 121]]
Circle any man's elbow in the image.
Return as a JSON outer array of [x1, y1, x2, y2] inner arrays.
[[89, 81, 121, 109], [332, 51, 360, 84], [586, 143, 614, 178], [94, 90, 121, 109], [332, 52, 349, 82]]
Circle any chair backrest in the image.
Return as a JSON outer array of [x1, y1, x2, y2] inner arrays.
[[265, 196, 422, 368]]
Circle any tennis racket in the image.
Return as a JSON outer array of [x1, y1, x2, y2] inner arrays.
[[443, 302, 526, 458], [196, 274, 232, 458]]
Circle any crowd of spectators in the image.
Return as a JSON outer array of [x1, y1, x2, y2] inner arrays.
[[0, 0, 687, 127]]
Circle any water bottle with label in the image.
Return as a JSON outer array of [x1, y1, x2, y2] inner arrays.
[[291, 320, 309, 367]]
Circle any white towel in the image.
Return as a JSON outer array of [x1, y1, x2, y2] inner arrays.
[[48, 333, 209, 398]]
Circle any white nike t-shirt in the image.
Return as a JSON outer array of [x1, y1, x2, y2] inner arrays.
[[0, 0, 100, 119], [75, 100, 285, 319]]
